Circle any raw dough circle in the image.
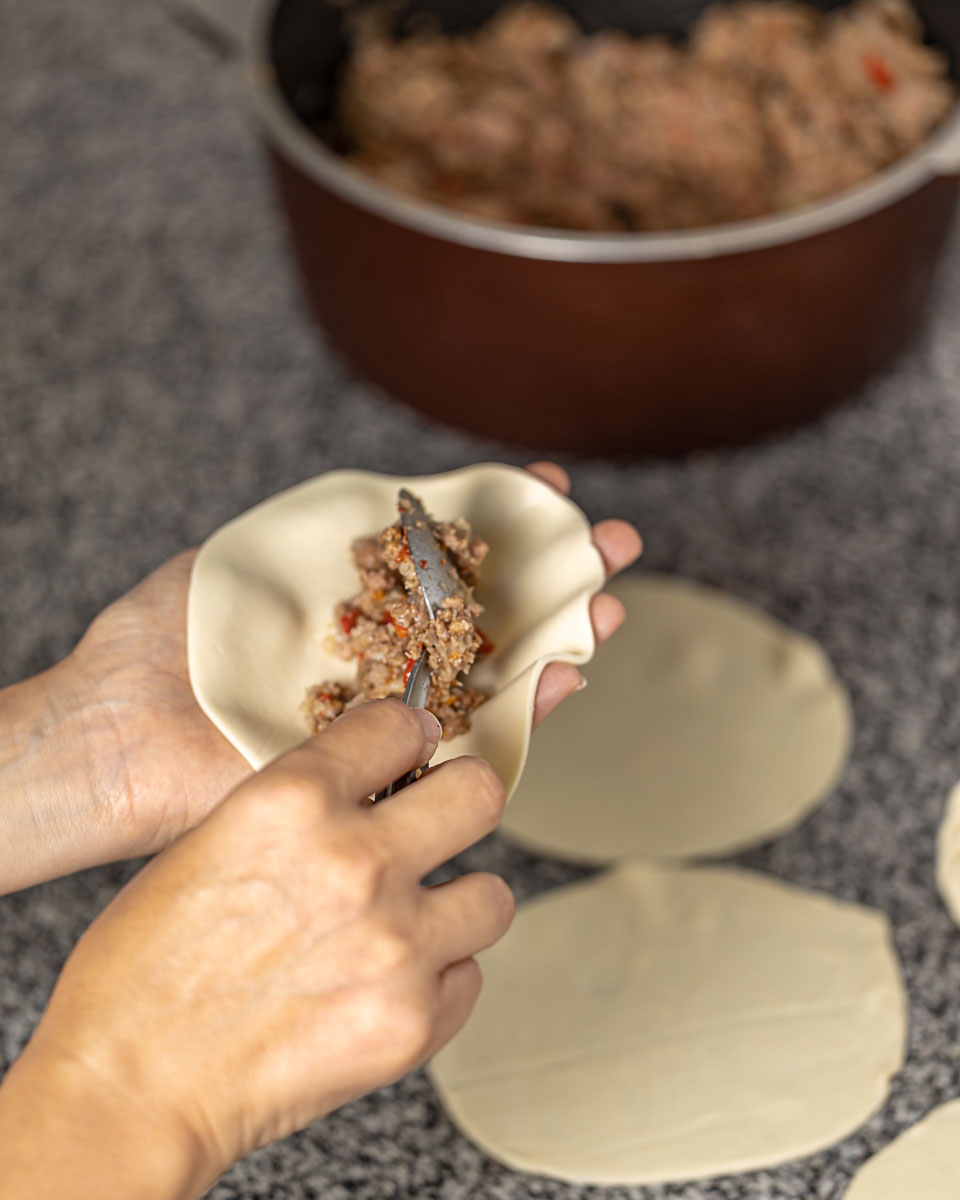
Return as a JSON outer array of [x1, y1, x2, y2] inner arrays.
[[186, 465, 603, 793], [936, 781, 960, 924], [501, 574, 853, 862], [429, 863, 906, 1186], [844, 1100, 960, 1199]]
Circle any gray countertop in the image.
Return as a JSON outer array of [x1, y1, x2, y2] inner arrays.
[[4, 2, 960, 1197]]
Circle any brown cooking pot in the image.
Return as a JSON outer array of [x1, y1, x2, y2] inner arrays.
[[176, 0, 960, 455]]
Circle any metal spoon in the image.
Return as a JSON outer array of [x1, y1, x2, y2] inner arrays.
[[372, 489, 466, 801]]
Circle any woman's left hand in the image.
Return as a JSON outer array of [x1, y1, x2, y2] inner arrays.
[[0, 462, 640, 893]]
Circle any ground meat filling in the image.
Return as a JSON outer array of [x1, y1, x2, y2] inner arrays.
[[336, 0, 956, 232], [304, 502, 491, 739]]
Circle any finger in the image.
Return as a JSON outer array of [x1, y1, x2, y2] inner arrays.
[[531, 592, 626, 727], [274, 699, 442, 807], [524, 461, 571, 495], [425, 957, 485, 1061], [532, 661, 584, 730], [369, 755, 506, 877], [420, 872, 515, 966], [592, 518, 642, 578], [590, 591, 627, 645]]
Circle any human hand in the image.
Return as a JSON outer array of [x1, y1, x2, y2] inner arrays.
[[0, 700, 513, 1199], [0, 463, 640, 892], [523, 461, 641, 727]]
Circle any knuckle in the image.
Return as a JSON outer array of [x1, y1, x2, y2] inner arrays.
[[353, 986, 435, 1071], [260, 764, 328, 811], [234, 768, 321, 828], [458, 957, 485, 1008], [349, 986, 394, 1045], [367, 697, 422, 745], [480, 874, 516, 931], [324, 840, 388, 908], [460, 757, 507, 826], [388, 993, 436, 1067], [438, 960, 484, 1047], [363, 921, 415, 976]]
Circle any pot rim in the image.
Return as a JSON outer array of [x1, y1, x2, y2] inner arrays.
[[245, 0, 960, 264]]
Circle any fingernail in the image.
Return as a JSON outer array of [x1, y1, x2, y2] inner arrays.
[[415, 708, 443, 743], [574, 674, 588, 693]]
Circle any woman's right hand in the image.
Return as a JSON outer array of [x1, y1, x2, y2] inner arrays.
[[0, 699, 514, 1200]]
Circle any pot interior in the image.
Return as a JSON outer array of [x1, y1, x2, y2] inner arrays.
[[269, 0, 960, 136]]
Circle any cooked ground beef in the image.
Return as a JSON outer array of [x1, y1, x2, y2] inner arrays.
[[336, 0, 956, 232], [304, 498, 491, 739]]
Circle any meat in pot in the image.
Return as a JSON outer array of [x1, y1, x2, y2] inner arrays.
[[335, 0, 956, 232]]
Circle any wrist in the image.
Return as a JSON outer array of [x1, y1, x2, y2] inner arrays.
[[0, 657, 126, 893], [0, 1039, 215, 1200]]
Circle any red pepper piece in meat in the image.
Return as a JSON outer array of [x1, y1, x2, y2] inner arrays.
[[864, 55, 896, 91], [380, 610, 410, 638], [340, 609, 359, 635]]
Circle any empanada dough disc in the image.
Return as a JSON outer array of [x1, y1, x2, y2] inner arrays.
[[187, 465, 603, 794], [936, 781, 960, 924], [430, 863, 906, 1186], [502, 574, 852, 862], [844, 1100, 960, 1199]]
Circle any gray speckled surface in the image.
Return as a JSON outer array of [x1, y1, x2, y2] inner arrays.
[[3, 2, 960, 1196]]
